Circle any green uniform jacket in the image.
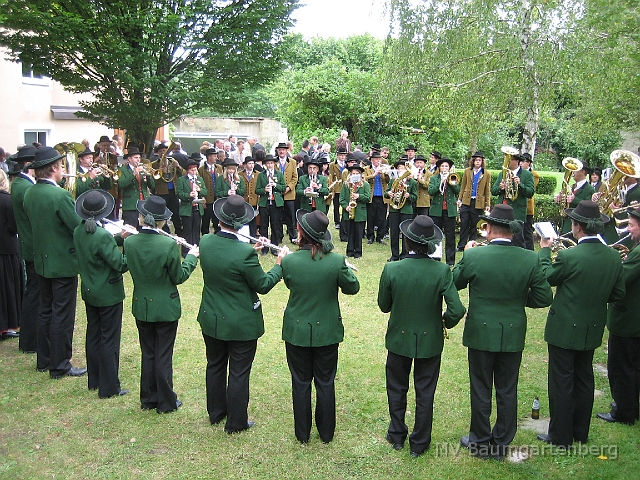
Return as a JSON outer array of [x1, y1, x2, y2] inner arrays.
[[197, 232, 283, 340], [281, 249, 360, 347], [379, 255, 465, 358], [255, 170, 286, 207], [428, 174, 461, 217], [118, 165, 155, 211], [23, 180, 81, 278], [124, 230, 197, 322], [75, 167, 113, 196], [560, 182, 596, 234], [490, 168, 535, 222], [453, 241, 553, 352], [539, 239, 625, 350], [339, 182, 371, 222], [73, 224, 127, 307], [607, 243, 640, 337], [176, 175, 208, 217], [10, 174, 35, 261], [214, 175, 245, 199], [296, 175, 330, 213], [385, 178, 417, 215]]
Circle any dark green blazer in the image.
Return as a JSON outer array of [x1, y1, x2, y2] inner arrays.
[[197, 232, 283, 341], [73, 224, 127, 307], [176, 175, 208, 216], [214, 174, 246, 199], [490, 167, 535, 222], [75, 166, 113, 196], [10, 174, 35, 261], [453, 241, 553, 352], [607, 243, 640, 337], [560, 182, 596, 234], [539, 239, 625, 350], [281, 248, 359, 347], [296, 175, 330, 214], [118, 165, 155, 211], [379, 255, 466, 358], [339, 182, 371, 222], [428, 174, 461, 217], [255, 169, 286, 207], [124, 230, 198, 322], [385, 177, 418, 215], [23, 180, 81, 278]]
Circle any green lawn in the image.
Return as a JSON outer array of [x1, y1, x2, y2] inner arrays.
[[1, 237, 637, 479]]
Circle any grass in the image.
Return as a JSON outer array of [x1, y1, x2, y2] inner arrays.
[[1, 230, 638, 479]]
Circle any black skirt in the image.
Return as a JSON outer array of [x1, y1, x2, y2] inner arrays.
[[0, 254, 23, 331]]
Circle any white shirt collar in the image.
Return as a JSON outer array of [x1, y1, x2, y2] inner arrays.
[[574, 178, 587, 190]]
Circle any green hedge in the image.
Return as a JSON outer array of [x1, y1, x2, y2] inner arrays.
[[489, 194, 561, 224], [536, 175, 557, 195]]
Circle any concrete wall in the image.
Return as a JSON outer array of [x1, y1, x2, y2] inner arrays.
[[0, 49, 109, 154]]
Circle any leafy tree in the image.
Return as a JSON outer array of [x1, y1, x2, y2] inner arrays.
[[0, 0, 298, 152]]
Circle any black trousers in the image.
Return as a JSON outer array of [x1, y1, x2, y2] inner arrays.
[[467, 348, 522, 451], [286, 342, 339, 443], [386, 351, 440, 454], [159, 190, 182, 235], [432, 214, 456, 265], [282, 199, 296, 240], [367, 197, 387, 242], [511, 228, 526, 248], [547, 344, 594, 446], [415, 206, 429, 217], [346, 220, 364, 257], [523, 214, 535, 250], [136, 319, 179, 413], [247, 207, 258, 238], [85, 302, 123, 398], [607, 334, 640, 424], [36, 275, 77, 377], [122, 210, 139, 229], [181, 210, 201, 256], [260, 204, 283, 247], [202, 334, 257, 432], [388, 212, 412, 260], [332, 194, 341, 226], [201, 202, 216, 236], [458, 200, 482, 248], [19, 260, 39, 353]]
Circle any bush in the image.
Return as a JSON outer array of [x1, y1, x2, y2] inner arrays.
[[533, 194, 561, 224], [536, 175, 557, 195]]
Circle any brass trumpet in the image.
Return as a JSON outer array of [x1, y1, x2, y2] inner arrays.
[[609, 200, 639, 217], [139, 164, 162, 180], [609, 232, 632, 260]]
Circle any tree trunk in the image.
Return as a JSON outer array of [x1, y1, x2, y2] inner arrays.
[[518, 0, 539, 159]]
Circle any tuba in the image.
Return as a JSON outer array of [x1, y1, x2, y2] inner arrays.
[[559, 157, 583, 215], [159, 141, 178, 183], [500, 146, 520, 201], [54, 142, 85, 198], [389, 169, 412, 210], [597, 150, 640, 217]]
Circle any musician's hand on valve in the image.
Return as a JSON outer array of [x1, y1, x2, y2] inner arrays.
[[591, 192, 601, 202], [352, 193, 359, 200], [190, 190, 198, 198], [404, 192, 409, 198], [513, 175, 521, 185], [566, 193, 575, 203], [499, 180, 505, 190]]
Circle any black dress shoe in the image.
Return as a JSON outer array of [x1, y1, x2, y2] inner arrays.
[[387, 257, 399, 262], [353, 254, 361, 259], [100, 389, 130, 399], [460, 436, 470, 448], [410, 447, 429, 458], [376, 239, 387, 245], [52, 367, 87, 379], [2, 330, 19, 339], [386, 432, 403, 451], [37, 367, 48, 373], [367, 239, 374, 244], [176, 399, 183, 408], [536, 433, 553, 444], [141, 403, 158, 410], [596, 412, 632, 425], [225, 421, 255, 434]]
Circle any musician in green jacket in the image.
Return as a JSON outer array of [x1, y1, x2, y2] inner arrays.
[[176, 159, 208, 257], [23, 147, 85, 378], [598, 205, 640, 425], [537, 200, 625, 448], [118, 146, 155, 228], [9, 146, 39, 353], [281, 210, 359, 443], [555, 161, 595, 235], [296, 157, 329, 214], [379, 215, 465, 458], [453, 204, 553, 460], [197, 195, 286, 433], [490, 152, 535, 247], [428, 157, 461, 266], [73, 190, 128, 398], [255, 155, 286, 255], [75, 147, 113, 197], [339, 163, 371, 259], [125, 196, 199, 413], [385, 161, 417, 262]]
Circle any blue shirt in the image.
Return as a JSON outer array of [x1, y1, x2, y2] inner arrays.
[[471, 169, 482, 198], [373, 174, 383, 197]]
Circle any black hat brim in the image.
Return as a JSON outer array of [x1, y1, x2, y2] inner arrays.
[[27, 152, 66, 170], [399, 218, 443, 244], [564, 208, 609, 224], [137, 200, 172, 221], [75, 190, 115, 221], [296, 209, 331, 243], [212, 197, 255, 227]]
